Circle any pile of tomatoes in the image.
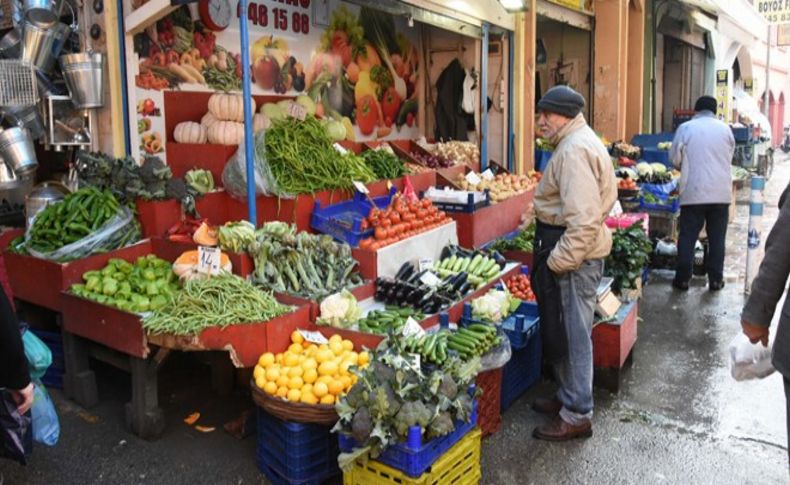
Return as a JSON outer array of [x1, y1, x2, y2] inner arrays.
[[618, 177, 638, 191], [358, 197, 451, 251], [505, 274, 535, 301]]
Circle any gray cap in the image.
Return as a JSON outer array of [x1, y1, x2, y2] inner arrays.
[[537, 85, 585, 118]]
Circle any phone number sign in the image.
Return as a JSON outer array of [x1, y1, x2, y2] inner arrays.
[[237, 0, 311, 34]]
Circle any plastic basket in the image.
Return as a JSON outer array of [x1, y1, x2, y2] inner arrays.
[[630, 132, 674, 147], [310, 187, 396, 247], [731, 126, 750, 143], [342, 428, 482, 485], [29, 328, 64, 389], [500, 322, 541, 412], [339, 400, 478, 478], [639, 196, 680, 214], [640, 148, 671, 167], [255, 408, 340, 485], [475, 368, 502, 437], [424, 191, 490, 213]]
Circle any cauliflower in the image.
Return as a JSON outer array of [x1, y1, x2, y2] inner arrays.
[[471, 289, 511, 323], [317, 289, 361, 328]]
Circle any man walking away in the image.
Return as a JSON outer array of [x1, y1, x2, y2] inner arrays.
[[670, 95, 735, 291], [530, 85, 617, 441], [741, 182, 790, 468]]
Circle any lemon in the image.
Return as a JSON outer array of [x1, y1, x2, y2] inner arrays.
[[288, 343, 303, 355], [328, 380, 344, 396], [289, 366, 304, 378], [329, 334, 343, 344], [346, 351, 359, 365], [316, 348, 334, 364], [317, 375, 334, 386], [303, 368, 318, 384], [358, 351, 370, 366], [340, 361, 352, 375], [302, 358, 318, 370], [288, 376, 304, 390], [313, 381, 329, 398], [339, 375, 352, 391], [287, 389, 301, 402], [320, 394, 335, 405], [253, 366, 265, 380], [258, 353, 276, 368], [341, 339, 354, 351], [284, 353, 300, 367], [276, 353, 284, 364], [318, 361, 338, 377], [329, 340, 344, 356], [301, 392, 319, 405], [265, 367, 280, 382], [255, 375, 267, 389], [263, 381, 277, 395], [276, 386, 288, 398], [291, 330, 304, 344], [302, 383, 313, 395], [276, 375, 290, 388]]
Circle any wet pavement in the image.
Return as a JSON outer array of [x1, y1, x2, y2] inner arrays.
[[2, 156, 789, 485]]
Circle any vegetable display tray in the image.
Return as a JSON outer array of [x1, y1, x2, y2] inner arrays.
[[310, 188, 396, 247], [338, 400, 478, 478], [342, 428, 482, 485], [500, 321, 541, 412], [255, 408, 340, 485], [639, 196, 680, 213], [475, 367, 503, 437]]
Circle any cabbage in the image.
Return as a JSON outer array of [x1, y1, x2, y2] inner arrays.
[[325, 120, 347, 142], [261, 103, 285, 121], [471, 289, 512, 323], [636, 162, 653, 177], [295, 95, 316, 117], [650, 163, 667, 174]]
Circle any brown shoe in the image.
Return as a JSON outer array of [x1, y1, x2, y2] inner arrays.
[[532, 416, 592, 441], [531, 397, 562, 415]]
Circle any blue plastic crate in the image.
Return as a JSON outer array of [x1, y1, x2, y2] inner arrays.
[[640, 148, 671, 167], [630, 132, 674, 148], [500, 321, 541, 412], [255, 408, 340, 484], [338, 400, 478, 478], [639, 196, 680, 214], [731, 126, 750, 143], [30, 328, 64, 389], [310, 187, 396, 247], [535, 149, 552, 172], [500, 302, 539, 350]]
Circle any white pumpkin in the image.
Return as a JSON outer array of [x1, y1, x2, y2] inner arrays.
[[207, 94, 255, 122], [201, 112, 219, 128], [253, 114, 270, 133], [173, 121, 207, 144], [207, 121, 245, 145]]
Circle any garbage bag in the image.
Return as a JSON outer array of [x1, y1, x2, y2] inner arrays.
[[729, 333, 774, 381], [23, 330, 52, 381], [25, 206, 140, 262], [0, 389, 32, 465], [31, 381, 59, 446], [222, 132, 295, 200], [479, 327, 512, 372]]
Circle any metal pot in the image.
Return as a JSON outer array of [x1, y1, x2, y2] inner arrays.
[[21, 21, 71, 73], [0, 27, 22, 59], [25, 180, 68, 227], [60, 52, 104, 108], [0, 127, 37, 176], [0, 163, 35, 210], [23, 0, 66, 28], [2, 105, 46, 140]]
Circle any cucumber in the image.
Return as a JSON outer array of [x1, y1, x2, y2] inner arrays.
[[469, 323, 495, 334], [467, 254, 483, 274]]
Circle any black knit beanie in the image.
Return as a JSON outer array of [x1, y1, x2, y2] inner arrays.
[[536, 85, 585, 118], [694, 95, 717, 113]]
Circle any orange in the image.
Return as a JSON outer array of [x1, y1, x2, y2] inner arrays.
[[288, 376, 304, 390], [258, 353, 275, 368], [284, 353, 300, 367], [276, 375, 290, 388], [276, 386, 288, 398], [263, 381, 277, 395], [303, 368, 318, 384], [286, 389, 301, 402], [291, 330, 304, 344], [318, 361, 338, 377], [328, 380, 344, 396], [320, 394, 335, 405], [313, 381, 329, 398], [288, 366, 304, 378]]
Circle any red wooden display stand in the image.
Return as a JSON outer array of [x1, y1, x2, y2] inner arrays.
[[136, 199, 181, 239], [592, 300, 638, 391], [276, 281, 376, 322], [2, 232, 153, 311], [449, 190, 534, 248], [193, 190, 231, 225], [501, 250, 533, 269]]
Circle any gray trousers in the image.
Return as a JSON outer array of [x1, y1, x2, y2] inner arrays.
[[554, 259, 604, 426]]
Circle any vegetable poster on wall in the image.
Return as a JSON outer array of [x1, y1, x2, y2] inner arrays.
[[132, 0, 421, 161]]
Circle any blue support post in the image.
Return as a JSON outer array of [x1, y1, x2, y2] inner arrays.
[[238, 0, 257, 225], [117, 0, 131, 155], [507, 31, 514, 172], [480, 23, 489, 171]]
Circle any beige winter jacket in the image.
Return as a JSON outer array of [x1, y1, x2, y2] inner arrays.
[[533, 114, 618, 274]]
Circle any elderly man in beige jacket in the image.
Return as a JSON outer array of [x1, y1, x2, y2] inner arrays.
[[529, 85, 617, 441]]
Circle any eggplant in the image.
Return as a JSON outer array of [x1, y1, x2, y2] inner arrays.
[[406, 286, 427, 305], [395, 262, 415, 281], [489, 250, 507, 268], [457, 281, 473, 296], [408, 269, 427, 284], [395, 282, 417, 303], [451, 272, 468, 293]]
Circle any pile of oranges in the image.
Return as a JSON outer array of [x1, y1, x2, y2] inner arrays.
[[253, 331, 369, 406]]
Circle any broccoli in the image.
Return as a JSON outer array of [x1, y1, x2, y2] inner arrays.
[[165, 178, 188, 200], [439, 374, 458, 400], [140, 156, 172, 183], [371, 361, 395, 383], [427, 411, 454, 440], [394, 400, 433, 438], [370, 382, 400, 420], [345, 380, 366, 409], [351, 407, 373, 443]]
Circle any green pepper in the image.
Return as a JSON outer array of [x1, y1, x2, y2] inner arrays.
[[71, 284, 86, 296], [135, 256, 148, 268], [86, 276, 101, 292], [137, 296, 150, 312], [145, 281, 159, 296], [102, 277, 118, 296], [118, 281, 132, 298], [100, 265, 116, 277], [150, 295, 167, 310], [142, 268, 157, 281]]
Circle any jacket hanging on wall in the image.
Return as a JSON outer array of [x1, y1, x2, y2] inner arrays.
[[434, 59, 476, 141]]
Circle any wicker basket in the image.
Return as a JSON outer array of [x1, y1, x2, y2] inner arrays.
[[250, 379, 339, 426]]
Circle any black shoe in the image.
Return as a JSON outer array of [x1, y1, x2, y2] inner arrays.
[[672, 280, 689, 291], [709, 280, 725, 291]]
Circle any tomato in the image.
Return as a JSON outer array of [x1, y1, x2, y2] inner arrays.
[[390, 212, 401, 224], [360, 219, 369, 230], [370, 217, 381, 227], [421, 199, 431, 208], [370, 242, 380, 251], [359, 238, 373, 249], [374, 227, 387, 240], [417, 208, 428, 219], [403, 212, 416, 222], [369, 208, 380, 219], [428, 206, 438, 215], [381, 218, 392, 228], [408, 202, 420, 213], [437, 211, 446, 220]]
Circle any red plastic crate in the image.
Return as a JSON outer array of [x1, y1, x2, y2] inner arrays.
[[136, 199, 182, 238], [475, 367, 503, 437]]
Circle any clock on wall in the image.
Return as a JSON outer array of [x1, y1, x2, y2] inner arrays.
[[199, 0, 231, 31]]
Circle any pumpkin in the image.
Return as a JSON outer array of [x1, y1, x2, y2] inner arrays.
[[207, 121, 245, 145], [201, 112, 219, 128], [172, 250, 232, 281], [207, 93, 255, 122], [173, 121, 207, 144], [253, 113, 270, 133], [193, 222, 218, 246]]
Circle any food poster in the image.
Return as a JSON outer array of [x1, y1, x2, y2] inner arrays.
[[132, 0, 422, 163]]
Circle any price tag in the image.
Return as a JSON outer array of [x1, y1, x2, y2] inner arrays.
[[402, 317, 425, 338], [197, 246, 221, 275], [298, 330, 329, 345], [418, 258, 433, 271], [333, 143, 349, 155], [465, 171, 482, 186], [404, 352, 421, 371], [352, 181, 370, 194], [287, 102, 307, 121], [609, 200, 623, 217], [420, 271, 442, 287], [481, 169, 495, 181]]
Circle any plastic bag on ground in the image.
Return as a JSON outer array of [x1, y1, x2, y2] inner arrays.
[[222, 131, 295, 200], [31, 380, 59, 446], [479, 326, 512, 372], [25, 206, 140, 262], [23, 330, 52, 381], [729, 332, 774, 381], [0, 389, 32, 464]]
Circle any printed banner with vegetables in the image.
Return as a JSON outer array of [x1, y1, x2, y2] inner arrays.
[[133, 0, 421, 161]]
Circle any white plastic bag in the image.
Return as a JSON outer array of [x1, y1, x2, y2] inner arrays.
[[729, 333, 774, 381]]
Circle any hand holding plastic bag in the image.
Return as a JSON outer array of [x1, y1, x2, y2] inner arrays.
[[31, 380, 59, 446], [729, 333, 774, 381], [0, 389, 31, 464]]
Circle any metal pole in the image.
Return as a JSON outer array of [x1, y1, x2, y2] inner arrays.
[[480, 23, 489, 171], [763, 24, 771, 118], [745, 175, 765, 294], [507, 31, 515, 172], [239, 0, 257, 225]]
